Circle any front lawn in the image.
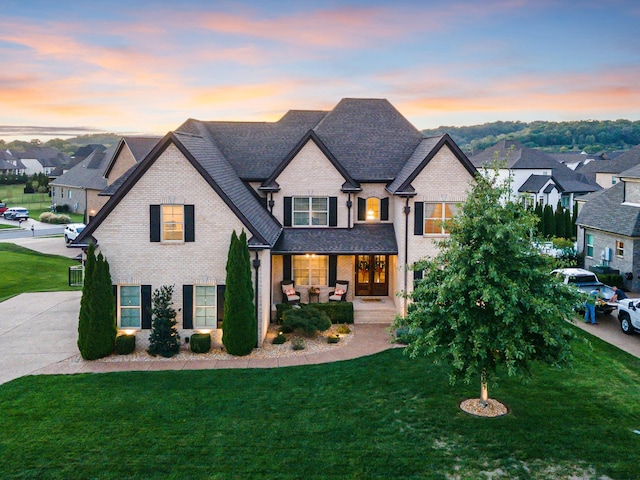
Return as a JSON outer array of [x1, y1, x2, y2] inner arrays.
[[0, 330, 638, 479], [0, 243, 81, 302], [0, 184, 84, 223]]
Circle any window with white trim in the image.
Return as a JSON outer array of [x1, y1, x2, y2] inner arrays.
[[424, 202, 459, 235], [194, 285, 216, 328], [119, 285, 141, 328], [586, 234, 594, 258], [162, 205, 184, 241], [68, 190, 72, 199], [616, 240, 624, 257], [293, 255, 328, 285], [293, 197, 328, 226]]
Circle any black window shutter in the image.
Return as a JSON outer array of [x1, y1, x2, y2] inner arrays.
[[413, 269, 423, 280], [183, 285, 193, 329], [184, 205, 195, 242], [357, 197, 366, 221], [329, 197, 337, 226], [150, 205, 160, 242], [217, 285, 226, 328], [113, 285, 117, 316], [283, 255, 292, 281], [414, 202, 424, 235], [381, 197, 389, 221], [328, 255, 337, 286], [284, 197, 292, 226], [141, 285, 152, 329]]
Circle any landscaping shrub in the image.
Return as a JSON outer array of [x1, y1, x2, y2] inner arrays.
[[337, 323, 351, 335], [190, 333, 211, 353], [598, 273, 624, 289], [39, 212, 71, 224], [272, 332, 287, 345], [283, 307, 331, 336], [395, 326, 424, 345], [277, 301, 354, 324], [278, 324, 294, 334], [327, 334, 340, 344], [291, 338, 305, 350], [147, 285, 181, 358], [115, 334, 136, 355]]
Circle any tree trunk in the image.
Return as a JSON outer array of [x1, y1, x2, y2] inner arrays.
[[480, 369, 488, 407]]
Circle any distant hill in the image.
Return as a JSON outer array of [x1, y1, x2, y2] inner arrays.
[[422, 119, 640, 155], [0, 133, 122, 156]]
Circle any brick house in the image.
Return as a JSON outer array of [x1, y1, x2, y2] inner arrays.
[[77, 98, 476, 346]]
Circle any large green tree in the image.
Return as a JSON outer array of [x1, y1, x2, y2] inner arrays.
[[222, 230, 256, 356], [396, 169, 579, 405]]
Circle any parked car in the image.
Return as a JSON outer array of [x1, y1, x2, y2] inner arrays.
[[3, 207, 29, 221], [0, 203, 7, 215], [616, 299, 640, 335], [64, 223, 86, 243], [551, 268, 616, 314]]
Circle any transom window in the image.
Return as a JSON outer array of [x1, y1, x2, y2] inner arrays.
[[195, 286, 216, 328], [119, 285, 141, 328], [366, 197, 380, 221], [424, 202, 458, 235], [293, 254, 328, 285], [616, 240, 624, 257], [162, 205, 184, 241], [586, 234, 594, 258], [293, 197, 328, 226]]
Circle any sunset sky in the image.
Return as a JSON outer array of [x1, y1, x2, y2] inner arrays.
[[1, 0, 639, 140]]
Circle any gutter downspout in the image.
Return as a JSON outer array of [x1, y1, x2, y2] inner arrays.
[[403, 197, 411, 318], [252, 251, 261, 347]]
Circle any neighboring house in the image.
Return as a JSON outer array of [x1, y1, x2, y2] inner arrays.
[[471, 140, 601, 210], [76, 98, 477, 346], [50, 146, 116, 217], [11, 147, 70, 176], [50, 144, 107, 179], [574, 144, 640, 189], [0, 151, 26, 175], [576, 162, 640, 291]]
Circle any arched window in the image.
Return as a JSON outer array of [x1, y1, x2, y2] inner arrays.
[[366, 197, 380, 221]]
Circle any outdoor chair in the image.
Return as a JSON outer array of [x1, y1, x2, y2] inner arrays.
[[329, 280, 349, 301], [280, 280, 301, 304]]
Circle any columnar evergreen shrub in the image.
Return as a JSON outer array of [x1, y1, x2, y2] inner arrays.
[[222, 230, 256, 356], [147, 285, 181, 358], [77, 243, 97, 359], [554, 207, 565, 239], [543, 204, 554, 238]]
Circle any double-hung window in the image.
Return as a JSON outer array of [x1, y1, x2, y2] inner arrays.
[[194, 285, 216, 328], [162, 205, 184, 241], [293, 255, 328, 285], [119, 285, 141, 329], [424, 202, 458, 235], [293, 197, 328, 226], [586, 234, 594, 258], [616, 240, 624, 258]]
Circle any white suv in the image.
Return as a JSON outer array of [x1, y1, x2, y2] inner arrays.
[[4, 207, 29, 221], [64, 223, 85, 243]]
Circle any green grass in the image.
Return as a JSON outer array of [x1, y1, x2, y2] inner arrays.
[[0, 330, 638, 479], [0, 243, 81, 302], [0, 224, 19, 230], [0, 184, 84, 223]]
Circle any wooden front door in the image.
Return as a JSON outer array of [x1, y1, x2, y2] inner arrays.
[[355, 255, 388, 296]]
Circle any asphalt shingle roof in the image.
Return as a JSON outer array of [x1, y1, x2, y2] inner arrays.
[[518, 175, 553, 193], [576, 182, 640, 236], [272, 224, 398, 254], [50, 145, 116, 190]]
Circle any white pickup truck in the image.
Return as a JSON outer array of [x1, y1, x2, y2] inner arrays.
[[551, 268, 616, 315], [615, 299, 640, 335]]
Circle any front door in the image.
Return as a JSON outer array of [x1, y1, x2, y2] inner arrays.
[[355, 255, 388, 296]]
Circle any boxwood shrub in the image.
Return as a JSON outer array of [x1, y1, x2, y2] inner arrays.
[[115, 334, 136, 355], [283, 307, 331, 336], [276, 302, 354, 324], [190, 333, 211, 353]]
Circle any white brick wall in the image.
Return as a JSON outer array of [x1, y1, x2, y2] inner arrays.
[[94, 143, 272, 346]]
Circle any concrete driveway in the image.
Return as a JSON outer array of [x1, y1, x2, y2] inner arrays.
[[0, 291, 81, 385]]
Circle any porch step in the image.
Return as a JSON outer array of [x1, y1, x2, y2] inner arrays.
[[353, 297, 397, 324]]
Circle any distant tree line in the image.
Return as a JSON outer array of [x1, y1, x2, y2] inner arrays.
[[423, 119, 640, 155], [0, 133, 120, 156]]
